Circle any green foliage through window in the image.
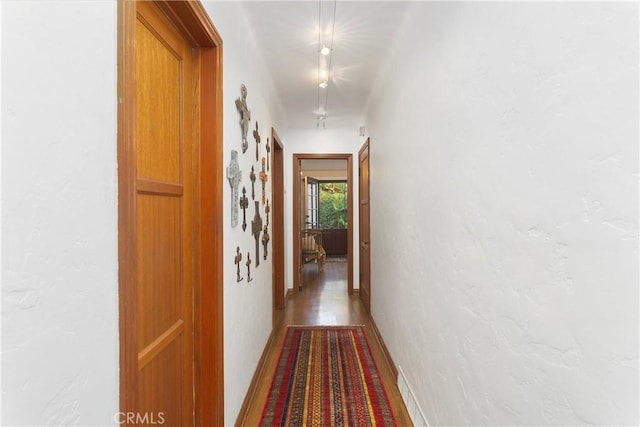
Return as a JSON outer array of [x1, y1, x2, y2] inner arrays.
[[319, 182, 347, 229]]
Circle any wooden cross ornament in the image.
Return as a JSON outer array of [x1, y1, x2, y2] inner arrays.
[[259, 157, 268, 205]]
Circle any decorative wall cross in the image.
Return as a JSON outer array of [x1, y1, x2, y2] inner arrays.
[[249, 166, 256, 200], [246, 252, 252, 283], [234, 246, 243, 282], [265, 199, 270, 227], [259, 157, 268, 205], [265, 137, 271, 172], [262, 225, 270, 260], [234, 84, 250, 153], [253, 122, 261, 162], [251, 201, 263, 268], [226, 150, 242, 228], [239, 187, 249, 231]]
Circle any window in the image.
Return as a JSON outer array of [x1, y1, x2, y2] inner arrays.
[[318, 181, 347, 229]]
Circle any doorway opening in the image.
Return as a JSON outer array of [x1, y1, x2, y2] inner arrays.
[[293, 154, 353, 294], [306, 179, 349, 255]]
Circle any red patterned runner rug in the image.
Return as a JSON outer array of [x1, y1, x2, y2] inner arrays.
[[260, 326, 397, 426]]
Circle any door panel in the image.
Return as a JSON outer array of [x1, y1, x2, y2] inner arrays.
[[136, 195, 182, 350], [359, 141, 371, 313], [136, 14, 182, 183], [135, 3, 194, 425], [138, 339, 183, 421]]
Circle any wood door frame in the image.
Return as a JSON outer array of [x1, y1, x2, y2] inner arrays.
[[271, 129, 285, 315], [117, 1, 224, 425], [292, 153, 353, 294]]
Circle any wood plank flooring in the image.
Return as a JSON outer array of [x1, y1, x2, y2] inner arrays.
[[239, 258, 413, 426]]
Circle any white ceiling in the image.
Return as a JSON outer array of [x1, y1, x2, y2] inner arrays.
[[240, 1, 410, 129]]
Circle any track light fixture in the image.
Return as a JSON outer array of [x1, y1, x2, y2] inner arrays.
[[316, 0, 337, 128]]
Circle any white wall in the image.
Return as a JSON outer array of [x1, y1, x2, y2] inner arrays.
[[364, 2, 638, 426], [2, 2, 119, 425], [201, 2, 286, 424], [302, 170, 347, 181], [0, 2, 4, 419], [284, 126, 363, 290]]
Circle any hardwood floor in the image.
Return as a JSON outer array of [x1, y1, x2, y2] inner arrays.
[[238, 258, 413, 426]]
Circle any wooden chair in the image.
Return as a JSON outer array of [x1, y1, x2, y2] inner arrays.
[[301, 229, 326, 271]]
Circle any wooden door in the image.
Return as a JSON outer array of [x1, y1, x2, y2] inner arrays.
[[135, 3, 195, 425], [359, 140, 371, 313], [120, 1, 224, 425]]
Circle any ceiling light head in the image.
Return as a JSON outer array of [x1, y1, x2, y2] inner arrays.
[[319, 80, 328, 89], [320, 45, 331, 56]]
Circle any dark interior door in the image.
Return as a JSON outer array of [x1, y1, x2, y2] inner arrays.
[[359, 140, 371, 313]]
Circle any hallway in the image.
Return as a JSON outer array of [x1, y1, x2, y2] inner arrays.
[[238, 259, 413, 426], [2, 1, 638, 425]]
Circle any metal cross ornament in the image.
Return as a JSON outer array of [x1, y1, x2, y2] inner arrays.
[[239, 186, 249, 231], [265, 199, 270, 227], [262, 225, 270, 260], [259, 157, 268, 205], [246, 252, 252, 283], [234, 246, 243, 282], [266, 137, 271, 172], [234, 84, 250, 153], [253, 122, 261, 162], [249, 166, 256, 200], [226, 150, 242, 227], [251, 201, 263, 268]]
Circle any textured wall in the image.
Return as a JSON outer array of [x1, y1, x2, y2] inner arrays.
[[2, 1, 119, 425], [364, 2, 638, 426], [201, 3, 286, 424]]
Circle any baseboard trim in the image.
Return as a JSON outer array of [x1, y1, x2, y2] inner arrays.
[[234, 329, 277, 427], [286, 288, 294, 303], [369, 315, 398, 380]]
